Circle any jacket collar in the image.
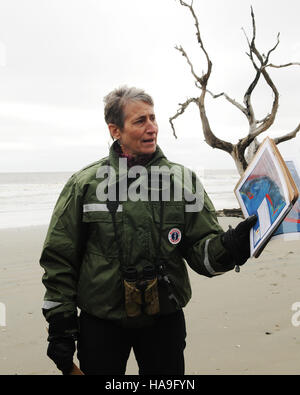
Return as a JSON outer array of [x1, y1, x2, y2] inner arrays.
[[108, 140, 166, 175]]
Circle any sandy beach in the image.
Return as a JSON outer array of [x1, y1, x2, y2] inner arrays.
[[0, 217, 300, 375]]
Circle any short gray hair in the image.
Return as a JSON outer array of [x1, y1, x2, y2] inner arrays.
[[104, 86, 154, 129]]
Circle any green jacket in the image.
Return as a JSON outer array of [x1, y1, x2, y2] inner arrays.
[[40, 142, 234, 325]]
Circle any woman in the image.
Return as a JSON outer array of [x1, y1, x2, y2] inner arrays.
[[40, 86, 256, 375]]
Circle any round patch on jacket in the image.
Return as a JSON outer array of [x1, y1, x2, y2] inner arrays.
[[168, 228, 181, 245]]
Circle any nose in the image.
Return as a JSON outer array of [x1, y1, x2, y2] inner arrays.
[[145, 117, 157, 132]]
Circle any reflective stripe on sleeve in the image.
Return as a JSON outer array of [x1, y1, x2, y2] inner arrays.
[[83, 203, 123, 213], [204, 239, 224, 276], [43, 301, 62, 310]]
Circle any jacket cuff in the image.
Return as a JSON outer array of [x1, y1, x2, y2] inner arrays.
[[46, 312, 79, 340], [206, 235, 235, 274]]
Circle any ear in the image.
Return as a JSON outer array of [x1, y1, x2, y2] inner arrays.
[[108, 123, 121, 140]]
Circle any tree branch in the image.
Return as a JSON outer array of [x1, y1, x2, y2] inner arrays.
[[240, 7, 279, 147], [242, 8, 264, 128], [206, 89, 248, 117], [256, 114, 271, 124], [198, 89, 233, 154], [177, 0, 212, 86], [169, 97, 199, 138], [175, 45, 202, 84], [172, 0, 232, 153], [264, 33, 280, 64], [264, 62, 300, 69], [273, 123, 300, 145]]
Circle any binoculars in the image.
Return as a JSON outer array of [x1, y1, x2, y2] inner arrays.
[[123, 265, 160, 318]]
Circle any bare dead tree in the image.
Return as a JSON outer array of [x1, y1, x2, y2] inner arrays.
[[170, 1, 300, 175]]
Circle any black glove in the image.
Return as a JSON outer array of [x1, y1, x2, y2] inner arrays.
[[47, 337, 76, 375], [46, 313, 78, 375], [222, 215, 257, 266]]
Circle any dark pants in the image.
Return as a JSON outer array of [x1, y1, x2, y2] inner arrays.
[[77, 310, 186, 375]]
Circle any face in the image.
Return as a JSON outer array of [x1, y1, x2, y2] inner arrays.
[[109, 101, 158, 156]]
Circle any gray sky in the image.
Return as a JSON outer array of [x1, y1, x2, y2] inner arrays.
[[0, 0, 299, 172]]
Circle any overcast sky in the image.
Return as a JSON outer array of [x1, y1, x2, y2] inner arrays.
[[0, 0, 299, 172]]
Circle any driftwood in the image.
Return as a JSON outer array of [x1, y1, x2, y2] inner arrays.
[[216, 208, 243, 218], [170, 1, 300, 175]]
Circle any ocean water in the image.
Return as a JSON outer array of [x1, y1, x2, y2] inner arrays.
[[0, 169, 240, 229]]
